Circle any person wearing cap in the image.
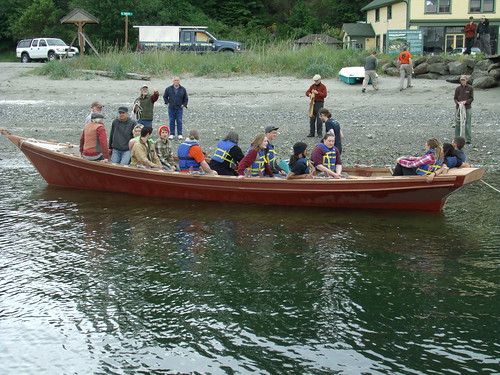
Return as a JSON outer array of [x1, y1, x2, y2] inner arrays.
[[398, 46, 413, 91], [287, 142, 314, 180], [311, 133, 343, 179], [476, 16, 491, 55], [177, 129, 217, 174], [133, 85, 159, 127], [80, 112, 109, 161], [163, 76, 189, 140], [464, 17, 477, 55], [264, 125, 285, 177], [306, 74, 327, 138], [85, 101, 104, 124], [237, 133, 273, 178], [131, 126, 163, 169], [209, 130, 244, 176], [318, 108, 343, 154], [155, 125, 176, 170], [109, 106, 137, 165]]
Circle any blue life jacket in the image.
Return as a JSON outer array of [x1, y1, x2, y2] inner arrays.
[[317, 143, 337, 170], [416, 149, 443, 175], [212, 140, 236, 167], [445, 156, 459, 168], [178, 141, 200, 171], [295, 157, 310, 174], [246, 147, 266, 176], [265, 143, 277, 168]]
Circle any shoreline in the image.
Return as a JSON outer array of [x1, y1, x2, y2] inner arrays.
[[0, 64, 499, 170]]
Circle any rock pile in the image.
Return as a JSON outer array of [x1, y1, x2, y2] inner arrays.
[[381, 55, 500, 88]]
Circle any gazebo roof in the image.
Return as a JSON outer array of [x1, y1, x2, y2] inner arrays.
[[60, 8, 99, 24]]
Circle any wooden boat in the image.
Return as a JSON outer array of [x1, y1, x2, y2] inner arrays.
[[2, 133, 485, 211]]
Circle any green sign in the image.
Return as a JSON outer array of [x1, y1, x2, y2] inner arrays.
[[387, 30, 423, 55], [121, 12, 133, 16]]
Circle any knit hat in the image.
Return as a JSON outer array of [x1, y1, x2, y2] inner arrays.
[[91, 113, 104, 120], [313, 74, 321, 81], [158, 125, 170, 136], [293, 142, 307, 155]]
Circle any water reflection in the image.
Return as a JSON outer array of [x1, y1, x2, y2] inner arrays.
[[0, 163, 498, 374]]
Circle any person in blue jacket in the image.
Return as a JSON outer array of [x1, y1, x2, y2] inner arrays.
[[209, 131, 244, 176]]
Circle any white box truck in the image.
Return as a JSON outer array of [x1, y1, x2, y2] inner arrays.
[[134, 26, 243, 53]]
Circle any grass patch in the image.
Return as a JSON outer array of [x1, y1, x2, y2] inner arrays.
[[0, 51, 19, 62], [30, 41, 369, 79]]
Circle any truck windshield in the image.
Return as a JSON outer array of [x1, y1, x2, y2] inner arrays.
[[47, 39, 67, 46]]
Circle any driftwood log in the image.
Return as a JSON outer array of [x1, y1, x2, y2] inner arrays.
[[79, 70, 151, 80]]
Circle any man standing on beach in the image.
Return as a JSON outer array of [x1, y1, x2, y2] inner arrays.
[[454, 75, 474, 144], [398, 46, 413, 91], [163, 76, 188, 140], [306, 74, 327, 137], [85, 101, 104, 124], [362, 51, 378, 93], [133, 85, 159, 128], [476, 16, 491, 55], [464, 17, 477, 55], [109, 107, 137, 164]]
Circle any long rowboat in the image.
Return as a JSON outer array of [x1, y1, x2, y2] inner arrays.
[[3, 133, 485, 211]]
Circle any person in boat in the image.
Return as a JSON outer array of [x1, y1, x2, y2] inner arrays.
[[393, 138, 444, 180], [177, 129, 217, 175], [84, 101, 104, 124], [209, 130, 244, 176], [237, 133, 274, 178], [311, 133, 343, 179], [109, 106, 137, 165], [155, 125, 176, 171], [264, 125, 286, 177], [287, 142, 314, 180], [452, 136, 470, 166], [131, 126, 163, 169], [79, 112, 110, 161], [128, 124, 144, 151], [318, 108, 344, 154], [442, 143, 463, 168]]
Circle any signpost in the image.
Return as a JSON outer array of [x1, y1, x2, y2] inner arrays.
[[121, 12, 133, 49], [387, 30, 423, 55]]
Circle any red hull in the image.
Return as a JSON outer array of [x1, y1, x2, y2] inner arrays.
[[7, 135, 485, 211]]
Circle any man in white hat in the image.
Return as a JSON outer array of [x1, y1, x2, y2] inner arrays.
[[305, 74, 327, 137]]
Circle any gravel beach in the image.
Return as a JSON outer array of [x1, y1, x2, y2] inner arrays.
[[1, 63, 499, 170]]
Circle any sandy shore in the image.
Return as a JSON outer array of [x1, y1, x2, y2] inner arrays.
[[0, 62, 499, 169]]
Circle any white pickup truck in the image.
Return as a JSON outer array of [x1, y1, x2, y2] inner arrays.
[[16, 38, 79, 63]]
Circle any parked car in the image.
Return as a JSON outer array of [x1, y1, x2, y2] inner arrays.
[[16, 38, 79, 63], [449, 47, 481, 56]]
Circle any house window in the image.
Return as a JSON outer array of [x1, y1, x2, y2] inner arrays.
[[375, 8, 380, 22], [470, 0, 494, 13], [425, 0, 450, 13], [388, 5, 392, 19]]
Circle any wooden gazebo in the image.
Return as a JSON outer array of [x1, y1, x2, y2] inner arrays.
[[60, 8, 99, 56]]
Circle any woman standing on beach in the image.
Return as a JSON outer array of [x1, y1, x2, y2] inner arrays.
[[237, 133, 273, 178]]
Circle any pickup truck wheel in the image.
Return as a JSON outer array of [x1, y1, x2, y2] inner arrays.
[[21, 53, 31, 63], [47, 51, 58, 61]]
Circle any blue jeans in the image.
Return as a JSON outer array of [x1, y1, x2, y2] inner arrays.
[[168, 107, 183, 136], [111, 149, 131, 165], [137, 119, 153, 127]]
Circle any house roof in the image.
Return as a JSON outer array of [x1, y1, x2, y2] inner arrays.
[[295, 34, 341, 44], [60, 8, 99, 24], [342, 23, 376, 38], [361, 0, 405, 12]]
